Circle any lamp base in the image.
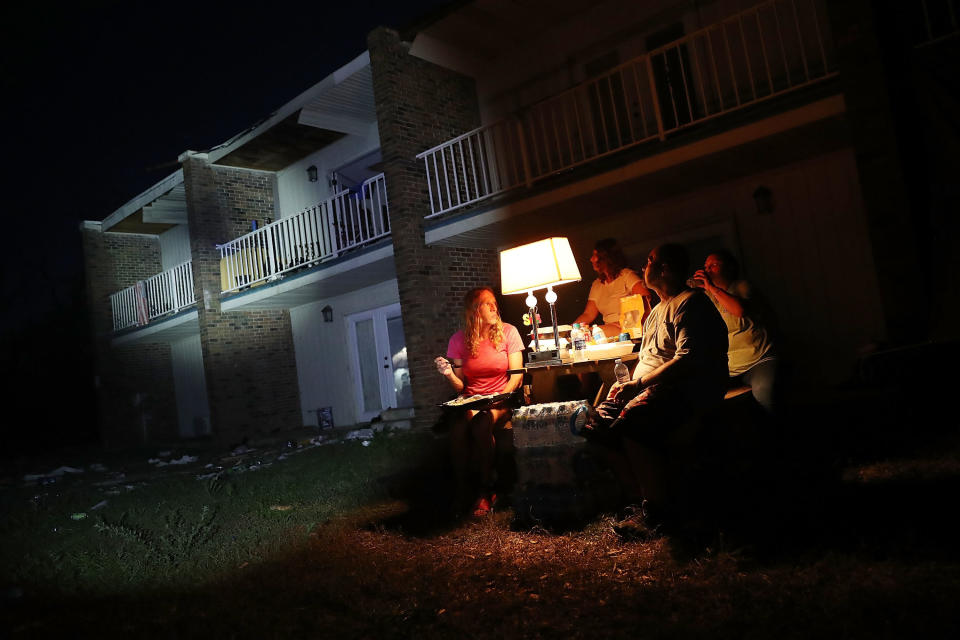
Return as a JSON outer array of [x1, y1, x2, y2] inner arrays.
[[526, 349, 562, 368]]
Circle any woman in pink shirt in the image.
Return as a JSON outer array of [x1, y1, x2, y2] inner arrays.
[[435, 287, 524, 516]]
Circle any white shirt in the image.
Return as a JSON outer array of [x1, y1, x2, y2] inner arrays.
[[588, 268, 643, 324]]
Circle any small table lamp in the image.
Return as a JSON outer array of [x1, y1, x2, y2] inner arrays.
[[500, 237, 581, 367]]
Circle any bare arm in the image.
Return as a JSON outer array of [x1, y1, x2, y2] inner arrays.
[[694, 269, 744, 318], [610, 357, 684, 401], [435, 356, 465, 393], [504, 351, 524, 393], [630, 280, 651, 297], [574, 299, 600, 327]]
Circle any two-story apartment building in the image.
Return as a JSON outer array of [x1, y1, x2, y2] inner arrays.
[[82, 52, 413, 445], [373, 0, 957, 430], [83, 0, 958, 445]]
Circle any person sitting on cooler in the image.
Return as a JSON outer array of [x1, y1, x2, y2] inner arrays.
[[435, 287, 524, 517]]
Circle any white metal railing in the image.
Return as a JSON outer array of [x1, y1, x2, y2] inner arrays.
[[218, 173, 390, 293], [110, 260, 196, 331], [916, 0, 959, 47], [418, 0, 837, 218]]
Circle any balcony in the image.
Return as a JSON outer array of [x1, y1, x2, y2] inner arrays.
[[417, 0, 837, 221], [915, 0, 959, 47], [217, 173, 394, 310], [110, 260, 196, 332]]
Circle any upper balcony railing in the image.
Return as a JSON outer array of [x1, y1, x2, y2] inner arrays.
[[218, 172, 390, 294], [110, 260, 196, 332], [418, 0, 837, 219], [915, 0, 959, 47]]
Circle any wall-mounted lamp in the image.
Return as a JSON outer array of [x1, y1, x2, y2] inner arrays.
[[321, 305, 333, 323], [753, 185, 774, 215], [307, 165, 318, 183]]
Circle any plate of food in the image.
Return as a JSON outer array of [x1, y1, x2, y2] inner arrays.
[[439, 391, 516, 410]]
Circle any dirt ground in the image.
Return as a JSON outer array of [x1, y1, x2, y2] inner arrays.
[[5, 389, 960, 638]]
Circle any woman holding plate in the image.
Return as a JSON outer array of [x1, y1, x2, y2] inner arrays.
[[435, 286, 524, 516]]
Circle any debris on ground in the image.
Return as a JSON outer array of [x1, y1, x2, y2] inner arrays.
[[345, 429, 374, 441], [23, 466, 85, 486]]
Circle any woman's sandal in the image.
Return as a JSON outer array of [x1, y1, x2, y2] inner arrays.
[[471, 493, 497, 517]]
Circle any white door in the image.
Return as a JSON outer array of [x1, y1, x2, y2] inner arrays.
[[345, 303, 412, 423]]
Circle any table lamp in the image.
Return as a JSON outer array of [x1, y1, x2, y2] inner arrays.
[[500, 237, 581, 367]]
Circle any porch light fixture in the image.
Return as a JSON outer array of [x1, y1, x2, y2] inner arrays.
[[753, 185, 774, 215], [307, 165, 318, 182], [321, 305, 333, 323], [500, 237, 581, 367]]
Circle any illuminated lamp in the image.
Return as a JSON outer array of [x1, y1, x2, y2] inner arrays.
[[500, 237, 581, 367]]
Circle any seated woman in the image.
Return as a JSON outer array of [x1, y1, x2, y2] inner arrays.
[[574, 238, 653, 338], [692, 250, 779, 413], [435, 287, 524, 516]]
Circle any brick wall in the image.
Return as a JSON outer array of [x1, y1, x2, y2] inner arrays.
[[80, 225, 178, 445], [368, 28, 500, 429], [182, 154, 300, 444]]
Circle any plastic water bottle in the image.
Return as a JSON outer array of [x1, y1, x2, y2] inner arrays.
[[614, 358, 630, 384], [571, 323, 587, 361], [592, 324, 607, 345]]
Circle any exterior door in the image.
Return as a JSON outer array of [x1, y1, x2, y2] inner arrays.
[[345, 303, 412, 423]]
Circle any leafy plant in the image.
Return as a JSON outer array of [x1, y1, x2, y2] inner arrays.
[[95, 505, 218, 566]]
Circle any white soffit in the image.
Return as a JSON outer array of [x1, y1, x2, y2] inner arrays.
[[101, 169, 184, 232], [298, 64, 377, 136], [142, 183, 188, 225], [207, 51, 374, 164]]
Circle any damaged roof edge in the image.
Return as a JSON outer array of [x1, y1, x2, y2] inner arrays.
[[206, 50, 372, 166], [101, 169, 184, 232]]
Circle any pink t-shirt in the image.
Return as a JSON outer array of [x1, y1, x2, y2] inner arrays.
[[446, 323, 524, 396]]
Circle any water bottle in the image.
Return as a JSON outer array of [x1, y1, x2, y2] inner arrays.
[[571, 323, 587, 361], [614, 358, 630, 384], [592, 324, 607, 345]]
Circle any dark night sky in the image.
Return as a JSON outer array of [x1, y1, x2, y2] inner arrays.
[[0, 0, 455, 446]]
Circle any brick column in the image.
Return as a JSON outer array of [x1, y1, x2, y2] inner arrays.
[[181, 153, 301, 444], [826, 0, 925, 343], [80, 223, 178, 446], [368, 28, 500, 429]]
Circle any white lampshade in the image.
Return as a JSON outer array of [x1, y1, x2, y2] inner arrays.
[[500, 237, 582, 295]]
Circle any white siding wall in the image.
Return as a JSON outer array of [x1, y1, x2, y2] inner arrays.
[[275, 127, 381, 220], [561, 148, 883, 386], [159, 224, 192, 271], [170, 334, 211, 438], [290, 279, 400, 428]]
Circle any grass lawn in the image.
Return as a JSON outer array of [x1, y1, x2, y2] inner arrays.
[[2, 409, 960, 639]]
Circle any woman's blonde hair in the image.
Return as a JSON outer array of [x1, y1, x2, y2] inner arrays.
[[463, 287, 504, 358]]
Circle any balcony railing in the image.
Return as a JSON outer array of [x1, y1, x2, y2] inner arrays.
[[418, 0, 837, 219], [110, 260, 196, 332], [218, 172, 390, 294], [915, 0, 959, 47]]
